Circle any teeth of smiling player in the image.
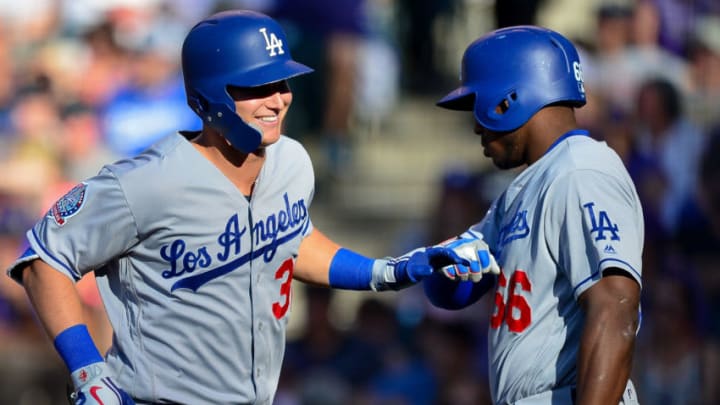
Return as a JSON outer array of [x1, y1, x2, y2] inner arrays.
[[259, 116, 277, 122]]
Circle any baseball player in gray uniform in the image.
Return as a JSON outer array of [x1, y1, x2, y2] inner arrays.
[[5, 10, 497, 405], [422, 26, 644, 404]]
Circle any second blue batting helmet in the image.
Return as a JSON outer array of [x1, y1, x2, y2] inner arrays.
[[437, 26, 586, 132], [181, 10, 313, 152]]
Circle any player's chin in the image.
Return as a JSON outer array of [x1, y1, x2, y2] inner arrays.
[[484, 150, 507, 169], [260, 131, 282, 146], [483, 146, 501, 163], [492, 156, 525, 170]]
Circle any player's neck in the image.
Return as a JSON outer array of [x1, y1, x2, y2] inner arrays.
[[525, 107, 578, 164], [191, 132, 266, 196]]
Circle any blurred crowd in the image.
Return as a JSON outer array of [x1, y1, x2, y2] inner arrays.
[[0, 0, 719, 404], [575, 3, 720, 404]]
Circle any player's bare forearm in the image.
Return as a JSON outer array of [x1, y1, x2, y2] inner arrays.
[[294, 229, 341, 286], [21, 259, 88, 339], [576, 272, 640, 405]]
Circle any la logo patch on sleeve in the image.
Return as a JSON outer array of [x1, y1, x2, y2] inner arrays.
[[50, 182, 88, 226]]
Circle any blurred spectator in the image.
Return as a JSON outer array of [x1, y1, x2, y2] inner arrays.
[[675, 129, 720, 339], [631, 77, 706, 237], [685, 15, 720, 131], [675, 128, 720, 254], [72, 21, 129, 108], [652, 0, 720, 58], [100, 4, 200, 157], [365, 342, 436, 405], [395, 168, 498, 254], [582, 1, 689, 117], [0, 32, 15, 136], [271, 0, 369, 175], [0, 88, 65, 218], [352, 0, 400, 136], [426, 169, 488, 244], [396, 0, 457, 94], [583, 2, 635, 115], [280, 287, 385, 403], [624, 0, 690, 96], [495, 0, 545, 27], [415, 318, 491, 405], [58, 106, 118, 181], [633, 272, 720, 404], [0, 200, 67, 405], [0, 0, 59, 52]]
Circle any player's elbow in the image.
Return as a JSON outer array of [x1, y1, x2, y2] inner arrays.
[[618, 305, 640, 341]]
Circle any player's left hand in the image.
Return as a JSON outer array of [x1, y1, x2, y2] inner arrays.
[[69, 362, 135, 405], [436, 238, 500, 282]]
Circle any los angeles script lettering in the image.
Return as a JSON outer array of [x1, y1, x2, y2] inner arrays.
[[160, 193, 307, 279]]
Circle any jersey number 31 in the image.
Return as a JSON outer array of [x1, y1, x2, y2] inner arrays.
[[272, 258, 294, 319]]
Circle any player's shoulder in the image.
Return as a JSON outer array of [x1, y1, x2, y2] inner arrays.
[[95, 134, 191, 201], [542, 135, 639, 200], [267, 135, 313, 168], [102, 133, 185, 178], [271, 135, 310, 155], [549, 135, 626, 177]]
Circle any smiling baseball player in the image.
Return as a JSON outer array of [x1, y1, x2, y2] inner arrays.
[[5, 10, 495, 405]]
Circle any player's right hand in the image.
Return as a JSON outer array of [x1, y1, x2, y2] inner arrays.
[[70, 362, 135, 405], [438, 237, 500, 282]]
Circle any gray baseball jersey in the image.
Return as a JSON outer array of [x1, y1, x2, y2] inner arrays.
[[7, 132, 314, 404], [461, 132, 643, 404]]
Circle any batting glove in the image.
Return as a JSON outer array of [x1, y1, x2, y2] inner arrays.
[[371, 247, 471, 291], [69, 362, 135, 405], [438, 237, 500, 282]]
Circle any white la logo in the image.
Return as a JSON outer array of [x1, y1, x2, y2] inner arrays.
[[259, 27, 284, 56]]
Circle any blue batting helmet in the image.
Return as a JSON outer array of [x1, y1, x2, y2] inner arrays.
[[437, 26, 586, 132], [181, 10, 313, 152]]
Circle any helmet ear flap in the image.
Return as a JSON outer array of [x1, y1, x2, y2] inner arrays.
[[205, 100, 263, 152], [187, 94, 209, 115]]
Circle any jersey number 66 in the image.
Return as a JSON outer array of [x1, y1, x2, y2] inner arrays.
[[490, 270, 532, 333]]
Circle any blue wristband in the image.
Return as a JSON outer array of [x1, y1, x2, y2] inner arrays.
[[328, 248, 374, 290], [54, 324, 103, 372]]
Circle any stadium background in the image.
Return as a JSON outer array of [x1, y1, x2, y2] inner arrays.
[[0, 0, 718, 404]]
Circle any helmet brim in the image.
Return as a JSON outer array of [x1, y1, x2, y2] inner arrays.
[[230, 59, 314, 88], [436, 86, 475, 111]]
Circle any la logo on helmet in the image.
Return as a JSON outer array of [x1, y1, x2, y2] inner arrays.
[[259, 27, 284, 56]]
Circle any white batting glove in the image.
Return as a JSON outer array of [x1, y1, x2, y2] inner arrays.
[[70, 362, 135, 405], [438, 237, 500, 282]]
